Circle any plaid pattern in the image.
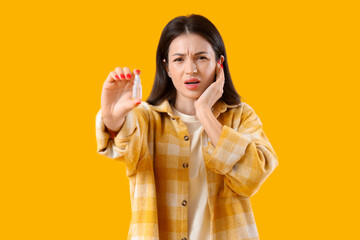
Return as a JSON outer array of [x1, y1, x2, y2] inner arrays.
[[95, 100, 278, 240]]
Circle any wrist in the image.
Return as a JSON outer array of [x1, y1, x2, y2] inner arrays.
[[102, 112, 126, 132], [105, 126, 119, 139], [104, 118, 124, 132], [195, 104, 212, 120]]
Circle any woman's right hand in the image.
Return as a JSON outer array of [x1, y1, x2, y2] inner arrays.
[[101, 67, 141, 132]]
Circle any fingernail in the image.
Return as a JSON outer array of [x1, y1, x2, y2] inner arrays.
[[126, 74, 132, 79], [135, 69, 141, 74], [120, 74, 125, 79], [115, 75, 120, 79], [221, 64, 223, 69], [136, 100, 141, 104]]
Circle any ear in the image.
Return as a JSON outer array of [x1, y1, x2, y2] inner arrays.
[[219, 55, 225, 64], [163, 59, 170, 77]]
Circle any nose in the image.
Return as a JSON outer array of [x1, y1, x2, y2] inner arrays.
[[185, 59, 197, 75]]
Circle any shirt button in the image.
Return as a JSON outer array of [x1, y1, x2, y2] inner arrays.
[[182, 200, 187, 206], [183, 163, 188, 168], [184, 135, 189, 141]]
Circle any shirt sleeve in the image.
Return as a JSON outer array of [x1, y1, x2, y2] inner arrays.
[[95, 104, 149, 176], [203, 103, 279, 197]]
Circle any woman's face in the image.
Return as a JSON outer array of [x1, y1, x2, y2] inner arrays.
[[166, 33, 220, 102]]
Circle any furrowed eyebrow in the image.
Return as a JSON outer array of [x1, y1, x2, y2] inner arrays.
[[171, 51, 209, 56]]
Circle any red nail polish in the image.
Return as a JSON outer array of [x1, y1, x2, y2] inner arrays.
[[221, 64, 223, 69], [120, 74, 125, 79], [126, 74, 132, 79], [135, 69, 141, 74], [115, 75, 120, 79]]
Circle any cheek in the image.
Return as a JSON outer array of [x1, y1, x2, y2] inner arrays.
[[201, 65, 216, 81], [169, 65, 183, 83], [169, 62, 182, 70], [200, 61, 215, 72], [169, 73, 183, 89], [171, 79, 181, 88]]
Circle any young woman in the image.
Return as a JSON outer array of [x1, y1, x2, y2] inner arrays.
[[96, 14, 278, 240]]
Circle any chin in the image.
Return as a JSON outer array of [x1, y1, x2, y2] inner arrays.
[[175, 87, 206, 101], [182, 91, 202, 100]]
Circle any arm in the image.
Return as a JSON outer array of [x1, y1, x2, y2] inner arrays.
[[201, 103, 279, 198], [195, 106, 222, 147], [95, 104, 149, 176], [105, 126, 119, 140]]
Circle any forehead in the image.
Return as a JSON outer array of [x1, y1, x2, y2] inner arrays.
[[168, 33, 214, 55]]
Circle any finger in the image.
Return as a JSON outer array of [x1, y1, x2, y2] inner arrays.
[[220, 73, 225, 90], [215, 62, 224, 83], [114, 67, 125, 80], [219, 66, 225, 85], [131, 99, 142, 108], [106, 71, 118, 83], [215, 61, 222, 81], [123, 67, 133, 80], [216, 64, 225, 91]]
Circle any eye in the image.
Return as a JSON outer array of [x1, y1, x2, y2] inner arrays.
[[197, 56, 208, 60], [174, 58, 183, 62]]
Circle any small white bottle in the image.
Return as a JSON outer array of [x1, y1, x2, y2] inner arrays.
[[132, 73, 142, 100]]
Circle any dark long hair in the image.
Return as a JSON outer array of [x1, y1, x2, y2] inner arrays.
[[147, 14, 242, 106]]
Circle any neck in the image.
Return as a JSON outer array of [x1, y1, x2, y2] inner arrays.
[[174, 94, 196, 116]]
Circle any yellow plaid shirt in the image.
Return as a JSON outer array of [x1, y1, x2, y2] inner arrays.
[[95, 100, 278, 240]]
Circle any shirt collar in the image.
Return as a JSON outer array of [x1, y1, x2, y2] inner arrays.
[[211, 100, 241, 118], [149, 99, 241, 118]]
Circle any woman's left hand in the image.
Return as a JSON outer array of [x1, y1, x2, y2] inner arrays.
[[194, 61, 225, 113]]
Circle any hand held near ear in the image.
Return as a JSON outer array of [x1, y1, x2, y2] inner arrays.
[[195, 60, 225, 111]]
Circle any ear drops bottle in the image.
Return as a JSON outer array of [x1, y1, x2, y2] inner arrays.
[[132, 73, 142, 100]]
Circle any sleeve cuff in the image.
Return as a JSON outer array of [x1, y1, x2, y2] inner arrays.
[[203, 125, 252, 174], [95, 109, 110, 153], [95, 109, 137, 154], [113, 110, 137, 146]]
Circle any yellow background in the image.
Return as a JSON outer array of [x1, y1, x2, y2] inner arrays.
[[1, 0, 359, 239]]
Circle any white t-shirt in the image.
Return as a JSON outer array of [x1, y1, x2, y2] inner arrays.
[[171, 106, 211, 240]]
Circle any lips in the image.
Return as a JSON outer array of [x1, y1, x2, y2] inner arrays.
[[185, 78, 200, 84], [184, 78, 200, 90]]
